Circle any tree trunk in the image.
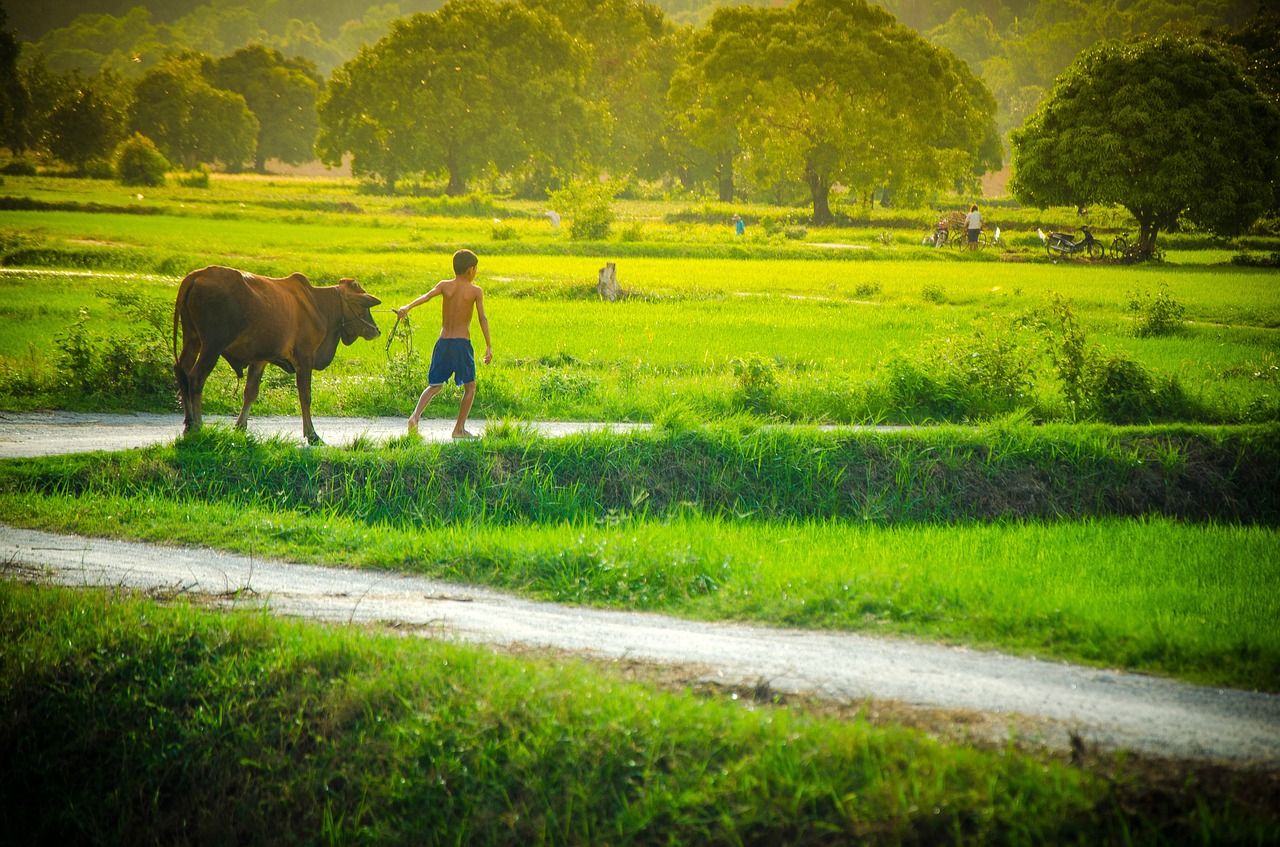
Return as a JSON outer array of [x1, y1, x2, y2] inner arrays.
[[716, 154, 734, 202], [446, 169, 466, 196], [1138, 220, 1159, 255], [808, 171, 833, 226], [254, 151, 267, 174]]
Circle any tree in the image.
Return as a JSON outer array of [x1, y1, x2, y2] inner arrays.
[[671, 0, 1000, 223], [130, 53, 258, 170], [0, 3, 28, 152], [524, 0, 677, 184], [46, 72, 130, 170], [318, 0, 592, 195], [209, 45, 322, 173], [1010, 36, 1280, 254]]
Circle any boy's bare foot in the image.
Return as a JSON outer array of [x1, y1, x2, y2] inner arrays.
[[452, 429, 477, 440]]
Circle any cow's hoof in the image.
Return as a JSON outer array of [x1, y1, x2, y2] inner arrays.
[[305, 433, 324, 446]]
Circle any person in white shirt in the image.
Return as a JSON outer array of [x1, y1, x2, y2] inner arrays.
[[964, 203, 982, 251]]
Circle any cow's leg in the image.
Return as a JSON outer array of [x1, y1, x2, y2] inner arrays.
[[183, 347, 223, 435], [296, 368, 321, 445], [235, 361, 267, 431], [175, 339, 200, 433]]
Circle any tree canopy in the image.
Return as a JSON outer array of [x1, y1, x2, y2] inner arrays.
[[130, 54, 259, 169], [317, 0, 593, 194], [673, 0, 1000, 223], [209, 45, 322, 172], [1009, 35, 1280, 253]]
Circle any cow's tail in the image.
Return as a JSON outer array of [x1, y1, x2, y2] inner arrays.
[[173, 269, 200, 362]]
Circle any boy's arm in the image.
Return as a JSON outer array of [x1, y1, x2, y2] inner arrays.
[[475, 289, 493, 364], [396, 282, 443, 319]]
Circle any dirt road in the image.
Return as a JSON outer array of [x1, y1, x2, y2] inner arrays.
[[1, 412, 1277, 768]]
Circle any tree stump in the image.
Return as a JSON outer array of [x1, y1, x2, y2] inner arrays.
[[597, 262, 620, 301]]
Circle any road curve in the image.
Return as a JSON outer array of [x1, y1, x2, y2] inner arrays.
[[3, 525, 1277, 768]]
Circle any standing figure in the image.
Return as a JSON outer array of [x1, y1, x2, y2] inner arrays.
[[396, 249, 493, 439], [965, 203, 983, 252]]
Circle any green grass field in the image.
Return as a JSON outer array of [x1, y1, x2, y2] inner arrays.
[[2, 173, 1278, 842]]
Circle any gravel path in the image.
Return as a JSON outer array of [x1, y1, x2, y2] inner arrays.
[[2, 412, 1277, 768]]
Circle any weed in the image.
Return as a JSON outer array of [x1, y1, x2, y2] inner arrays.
[[1129, 284, 1187, 337], [731, 354, 778, 414], [921, 283, 946, 304], [855, 281, 882, 297]]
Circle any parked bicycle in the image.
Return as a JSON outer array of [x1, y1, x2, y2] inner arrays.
[[1109, 234, 1165, 264], [1039, 225, 1102, 259]]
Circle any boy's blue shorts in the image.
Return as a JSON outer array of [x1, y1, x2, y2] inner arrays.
[[427, 338, 476, 386]]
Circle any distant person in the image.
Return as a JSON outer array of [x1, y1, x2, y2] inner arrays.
[[964, 203, 982, 252], [396, 249, 493, 439], [733, 214, 745, 236]]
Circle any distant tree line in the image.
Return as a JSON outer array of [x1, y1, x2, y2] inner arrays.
[[0, 0, 1276, 231]]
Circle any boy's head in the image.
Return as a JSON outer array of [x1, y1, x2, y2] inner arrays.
[[453, 249, 479, 277]]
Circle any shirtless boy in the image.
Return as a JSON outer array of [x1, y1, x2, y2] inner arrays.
[[396, 249, 493, 438]]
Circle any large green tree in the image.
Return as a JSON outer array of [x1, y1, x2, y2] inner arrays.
[[317, 0, 592, 195], [46, 71, 130, 170], [672, 0, 1000, 223], [1010, 36, 1280, 254], [209, 45, 322, 173], [130, 53, 258, 169]]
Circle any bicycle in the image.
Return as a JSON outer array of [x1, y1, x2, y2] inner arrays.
[[1109, 234, 1165, 263], [1039, 225, 1102, 260]]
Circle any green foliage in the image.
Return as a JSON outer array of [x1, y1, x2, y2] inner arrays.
[[547, 179, 616, 240], [1011, 36, 1280, 253], [730, 353, 778, 413], [13, 580, 1271, 845], [47, 290, 172, 406], [0, 157, 36, 175], [130, 54, 258, 170], [676, 0, 1000, 224], [114, 133, 169, 187], [490, 221, 518, 241], [176, 167, 210, 188], [1129, 284, 1187, 338], [318, 1, 592, 195], [209, 45, 322, 172]]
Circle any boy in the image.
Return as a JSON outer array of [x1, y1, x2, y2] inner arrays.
[[396, 249, 493, 438]]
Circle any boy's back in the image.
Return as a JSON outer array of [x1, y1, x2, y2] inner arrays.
[[437, 277, 483, 338]]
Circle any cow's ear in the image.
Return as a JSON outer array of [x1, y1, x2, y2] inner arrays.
[[354, 293, 381, 307]]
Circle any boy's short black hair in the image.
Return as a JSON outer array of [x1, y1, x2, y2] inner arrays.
[[453, 249, 479, 275]]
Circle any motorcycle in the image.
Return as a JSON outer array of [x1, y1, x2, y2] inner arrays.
[[1038, 225, 1102, 260]]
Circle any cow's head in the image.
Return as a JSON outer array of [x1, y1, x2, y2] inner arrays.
[[336, 278, 382, 345]]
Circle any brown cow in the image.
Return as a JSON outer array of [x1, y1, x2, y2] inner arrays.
[[173, 266, 381, 444]]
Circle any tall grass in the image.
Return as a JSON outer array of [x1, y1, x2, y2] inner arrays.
[[4, 581, 1275, 845]]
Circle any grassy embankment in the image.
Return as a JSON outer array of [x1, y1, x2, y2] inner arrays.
[[4, 421, 1277, 692], [4, 580, 1279, 845]]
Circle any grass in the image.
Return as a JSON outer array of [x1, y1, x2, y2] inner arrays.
[[4, 174, 1279, 841], [2, 423, 1277, 691], [4, 580, 1277, 845]]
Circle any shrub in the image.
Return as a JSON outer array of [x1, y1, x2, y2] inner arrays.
[[0, 158, 36, 176], [854, 281, 882, 297], [784, 225, 808, 240], [83, 158, 114, 180], [177, 168, 210, 188], [115, 134, 170, 187], [1128, 284, 1186, 337], [921, 283, 946, 304], [491, 221, 518, 240], [731, 354, 779, 414], [547, 180, 615, 241], [1230, 252, 1280, 268], [619, 220, 645, 242]]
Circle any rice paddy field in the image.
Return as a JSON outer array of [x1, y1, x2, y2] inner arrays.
[[2, 173, 1279, 843]]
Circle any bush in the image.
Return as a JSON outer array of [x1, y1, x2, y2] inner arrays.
[[490, 221, 518, 240], [731, 354, 779, 414], [83, 158, 114, 180], [115, 134, 170, 187], [0, 158, 36, 176], [548, 180, 615, 240], [1128, 284, 1186, 337], [921, 283, 946, 304], [177, 168, 210, 188]]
